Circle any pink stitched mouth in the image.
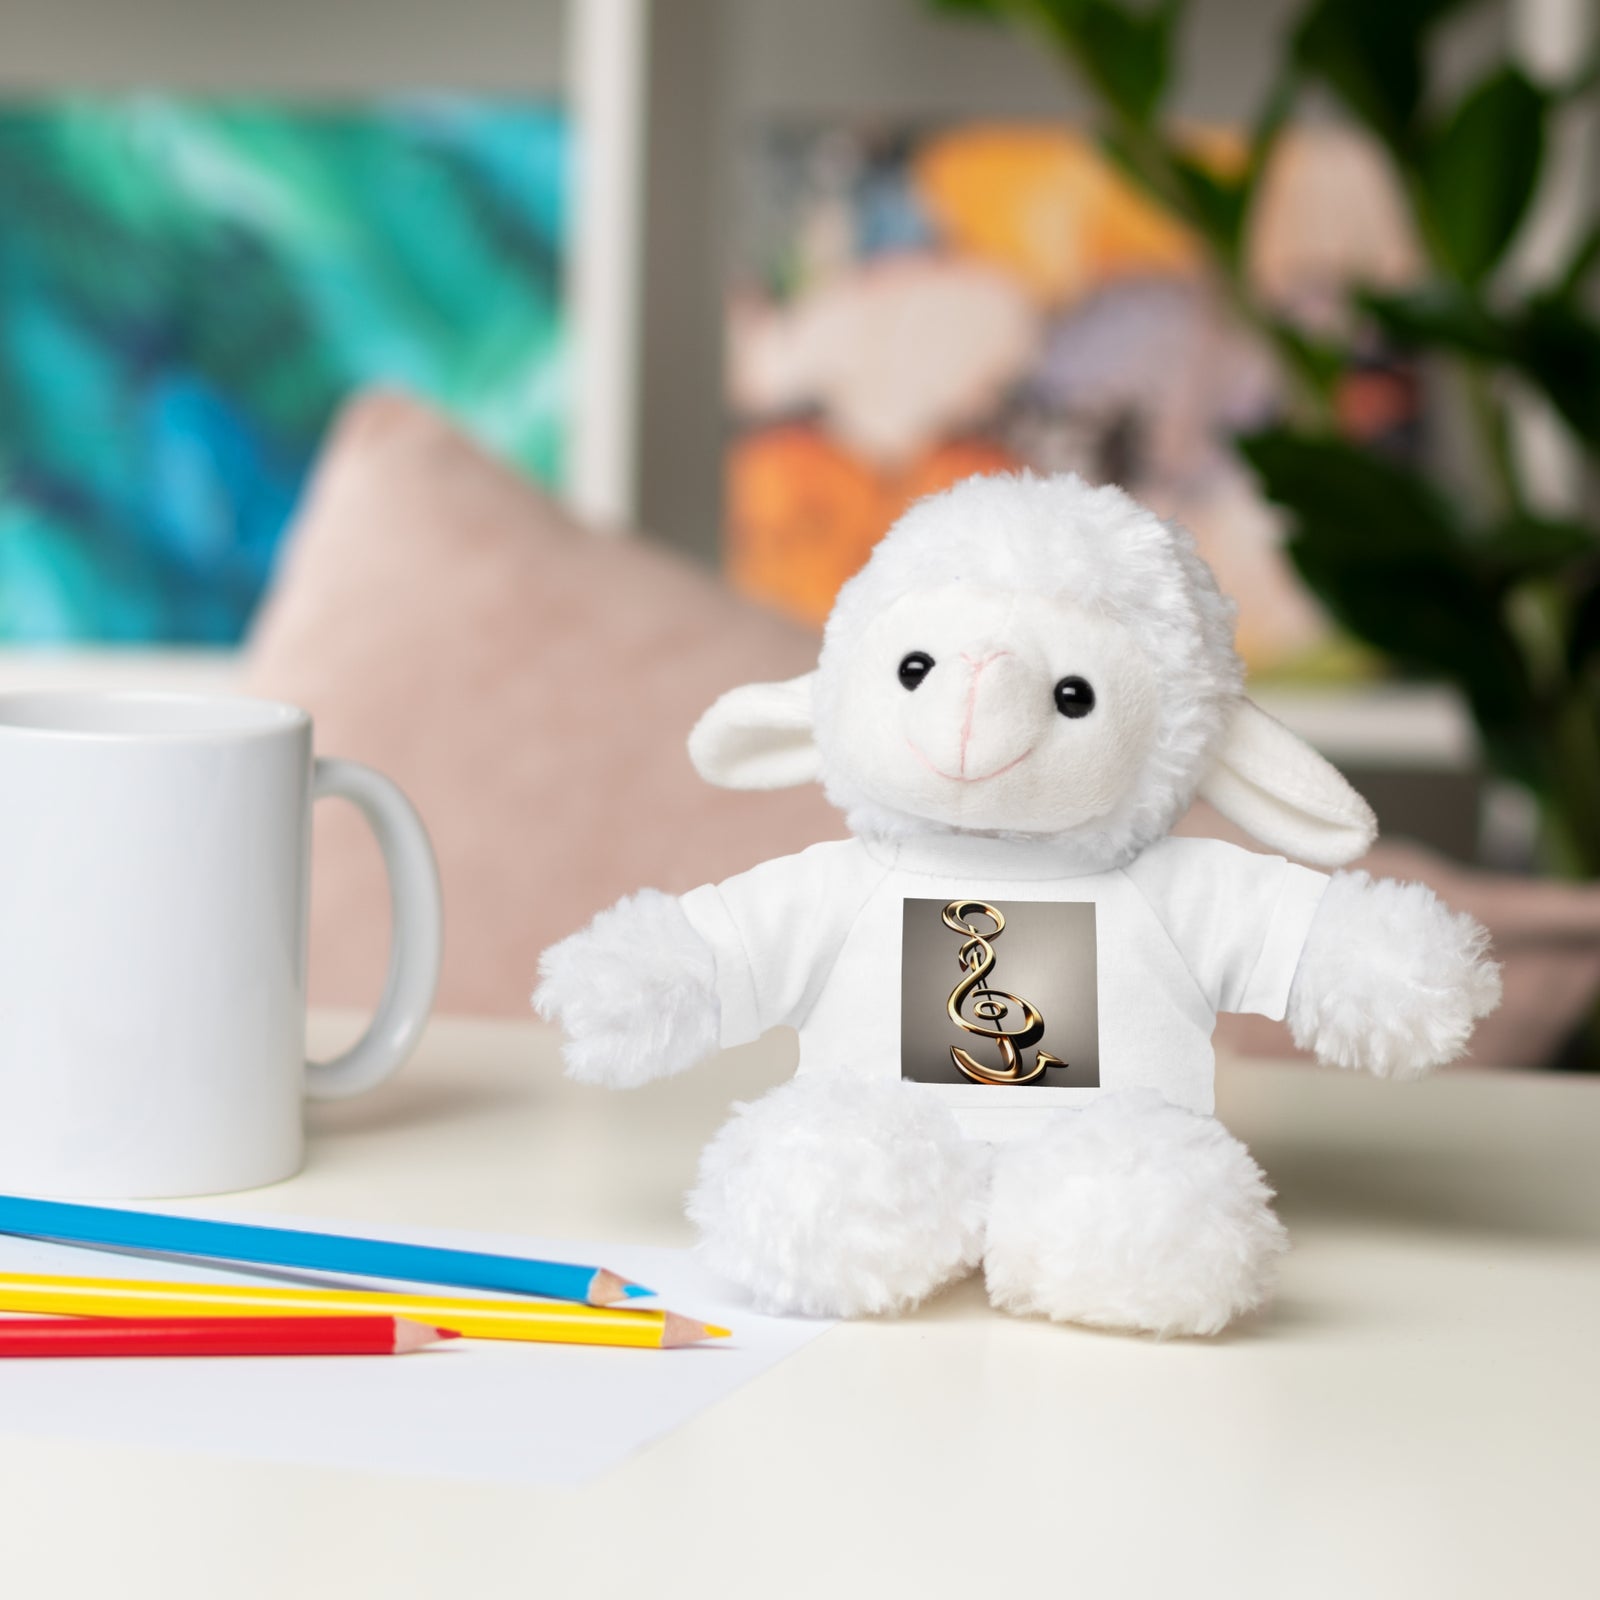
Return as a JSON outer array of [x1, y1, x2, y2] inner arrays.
[[906, 738, 1036, 784]]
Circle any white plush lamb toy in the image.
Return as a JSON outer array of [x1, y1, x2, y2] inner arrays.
[[535, 472, 1501, 1336]]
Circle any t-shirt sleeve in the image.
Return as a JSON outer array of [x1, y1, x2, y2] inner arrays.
[[677, 842, 881, 1048], [1123, 836, 1331, 1019]]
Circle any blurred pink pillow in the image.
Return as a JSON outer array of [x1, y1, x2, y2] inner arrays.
[[244, 391, 842, 1017]]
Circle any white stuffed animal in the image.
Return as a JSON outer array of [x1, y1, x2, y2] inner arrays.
[[535, 472, 1501, 1336]]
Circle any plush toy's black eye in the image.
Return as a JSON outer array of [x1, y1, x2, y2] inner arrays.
[[1054, 676, 1095, 718], [898, 652, 935, 690]]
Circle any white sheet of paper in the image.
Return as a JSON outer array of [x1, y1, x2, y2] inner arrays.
[[0, 1216, 833, 1486]]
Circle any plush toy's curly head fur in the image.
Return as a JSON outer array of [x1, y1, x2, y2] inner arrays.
[[812, 473, 1243, 867], [691, 471, 1376, 872]]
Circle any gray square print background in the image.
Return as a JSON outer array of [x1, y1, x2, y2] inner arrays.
[[900, 897, 1100, 1090]]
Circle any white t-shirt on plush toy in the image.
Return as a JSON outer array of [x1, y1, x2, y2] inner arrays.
[[680, 832, 1328, 1141]]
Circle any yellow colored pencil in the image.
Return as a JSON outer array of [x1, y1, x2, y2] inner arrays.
[[0, 1273, 728, 1349]]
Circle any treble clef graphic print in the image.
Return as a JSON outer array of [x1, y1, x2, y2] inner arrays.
[[942, 901, 1070, 1085]]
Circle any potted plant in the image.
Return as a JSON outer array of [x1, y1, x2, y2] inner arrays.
[[930, 0, 1600, 881]]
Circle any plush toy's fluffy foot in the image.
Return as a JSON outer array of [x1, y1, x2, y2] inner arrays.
[[688, 1073, 990, 1317], [1288, 870, 1502, 1080], [533, 889, 719, 1088], [983, 1091, 1287, 1338]]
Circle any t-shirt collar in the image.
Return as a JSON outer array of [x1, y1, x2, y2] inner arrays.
[[856, 827, 1124, 882]]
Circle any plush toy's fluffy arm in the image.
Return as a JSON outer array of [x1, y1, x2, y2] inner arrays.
[[1287, 870, 1501, 1079], [533, 890, 719, 1089]]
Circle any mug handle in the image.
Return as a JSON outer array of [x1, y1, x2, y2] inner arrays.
[[304, 758, 443, 1101]]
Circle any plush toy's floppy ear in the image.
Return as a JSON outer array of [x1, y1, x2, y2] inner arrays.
[[688, 673, 821, 789], [1196, 699, 1377, 867]]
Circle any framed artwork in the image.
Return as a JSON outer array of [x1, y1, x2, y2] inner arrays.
[[726, 120, 1423, 679], [0, 94, 569, 643]]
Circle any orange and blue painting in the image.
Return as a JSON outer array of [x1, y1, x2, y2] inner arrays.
[[726, 121, 1424, 677], [0, 95, 568, 643]]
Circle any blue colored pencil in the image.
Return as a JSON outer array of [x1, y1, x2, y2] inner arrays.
[[0, 1195, 654, 1306]]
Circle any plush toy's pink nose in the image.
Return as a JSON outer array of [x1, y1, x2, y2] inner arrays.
[[904, 644, 1044, 782]]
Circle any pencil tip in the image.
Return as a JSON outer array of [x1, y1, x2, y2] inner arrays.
[[587, 1269, 625, 1305], [660, 1313, 729, 1348], [394, 1320, 463, 1352], [588, 1270, 654, 1305]]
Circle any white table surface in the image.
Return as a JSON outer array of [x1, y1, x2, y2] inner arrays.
[[1, 1015, 1596, 1600]]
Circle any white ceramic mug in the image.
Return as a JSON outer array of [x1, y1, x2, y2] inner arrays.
[[0, 690, 442, 1198]]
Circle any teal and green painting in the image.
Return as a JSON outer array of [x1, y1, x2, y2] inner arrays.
[[0, 96, 569, 643]]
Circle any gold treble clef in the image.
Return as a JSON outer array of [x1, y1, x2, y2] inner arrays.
[[942, 901, 1068, 1085]]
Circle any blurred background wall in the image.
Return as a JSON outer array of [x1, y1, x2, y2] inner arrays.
[[1, 0, 1597, 1057], [0, 0, 1522, 573], [0, 0, 566, 92]]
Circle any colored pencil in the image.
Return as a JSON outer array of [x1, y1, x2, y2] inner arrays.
[[0, 1193, 652, 1305], [0, 1315, 456, 1358], [0, 1274, 729, 1349]]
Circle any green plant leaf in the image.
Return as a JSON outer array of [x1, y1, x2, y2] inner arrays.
[[1515, 296, 1600, 450], [1241, 68, 1294, 202], [1292, 0, 1476, 153], [1421, 67, 1547, 283], [1569, 575, 1600, 678], [1476, 516, 1600, 581], [1238, 428, 1463, 557], [1360, 285, 1509, 357], [1240, 427, 1537, 769], [1168, 148, 1247, 256], [1033, 0, 1184, 126], [1557, 220, 1600, 298], [1364, 288, 1600, 454], [1290, 537, 1537, 767]]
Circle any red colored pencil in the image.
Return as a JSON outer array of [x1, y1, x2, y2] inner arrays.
[[0, 1315, 459, 1358]]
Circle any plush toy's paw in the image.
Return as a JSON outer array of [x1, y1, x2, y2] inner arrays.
[[532, 889, 719, 1088], [1288, 870, 1502, 1080], [688, 1073, 990, 1317], [983, 1091, 1288, 1338]]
